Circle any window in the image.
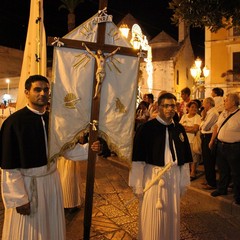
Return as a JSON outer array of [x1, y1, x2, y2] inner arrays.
[[233, 52, 240, 81], [233, 26, 240, 37]]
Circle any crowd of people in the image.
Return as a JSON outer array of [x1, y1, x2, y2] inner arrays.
[[131, 87, 240, 239], [134, 87, 240, 197]]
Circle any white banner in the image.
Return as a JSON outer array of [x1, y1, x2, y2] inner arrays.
[[49, 15, 139, 165], [16, 0, 46, 110]]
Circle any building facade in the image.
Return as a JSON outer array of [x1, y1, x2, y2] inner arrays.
[[205, 27, 240, 97]]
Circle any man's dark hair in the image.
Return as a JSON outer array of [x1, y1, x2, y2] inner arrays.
[[158, 92, 177, 105], [147, 93, 154, 102], [139, 100, 149, 109], [25, 75, 49, 90], [187, 100, 199, 109], [181, 87, 191, 96], [192, 99, 202, 109], [212, 87, 224, 97]]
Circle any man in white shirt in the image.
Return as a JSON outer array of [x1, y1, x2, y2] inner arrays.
[[200, 97, 219, 189], [209, 93, 240, 204]]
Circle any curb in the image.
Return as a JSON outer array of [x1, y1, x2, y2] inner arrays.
[[187, 185, 240, 217]]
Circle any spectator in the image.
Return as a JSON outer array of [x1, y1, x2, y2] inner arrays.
[[209, 93, 240, 204], [180, 101, 201, 180], [211, 87, 224, 114], [135, 101, 150, 130], [200, 97, 219, 189], [179, 87, 191, 119], [146, 93, 154, 115]]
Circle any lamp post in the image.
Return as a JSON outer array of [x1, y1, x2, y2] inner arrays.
[[190, 57, 210, 99], [4, 79, 11, 105], [6, 79, 10, 94]]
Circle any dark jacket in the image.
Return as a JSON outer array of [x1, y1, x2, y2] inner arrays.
[[0, 107, 49, 169], [132, 118, 192, 166]]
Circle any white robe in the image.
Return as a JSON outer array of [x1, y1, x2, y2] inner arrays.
[[1, 162, 66, 240], [57, 158, 83, 208], [1, 143, 89, 240], [57, 143, 89, 208], [129, 127, 190, 240]]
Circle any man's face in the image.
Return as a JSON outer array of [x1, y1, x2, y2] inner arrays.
[[25, 81, 49, 111], [211, 91, 216, 97], [158, 98, 176, 122], [181, 92, 188, 101], [224, 96, 235, 111], [202, 99, 209, 110]]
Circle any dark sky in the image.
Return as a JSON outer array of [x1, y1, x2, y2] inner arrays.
[[0, 0, 204, 58]]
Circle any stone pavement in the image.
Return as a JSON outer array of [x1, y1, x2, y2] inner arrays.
[[1, 157, 240, 240], [65, 157, 240, 240]]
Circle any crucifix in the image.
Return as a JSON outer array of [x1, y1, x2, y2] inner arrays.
[[48, 0, 141, 239]]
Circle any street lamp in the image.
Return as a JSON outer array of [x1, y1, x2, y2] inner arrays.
[[118, 23, 153, 95], [4, 79, 11, 105], [119, 23, 130, 38], [6, 79, 10, 94], [190, 57, 210, 99]]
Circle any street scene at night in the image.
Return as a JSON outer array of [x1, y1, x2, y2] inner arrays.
[[0, 0, 240, 239]]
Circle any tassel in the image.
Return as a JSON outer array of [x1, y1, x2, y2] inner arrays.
[[156, 179, 164, 209], [156, 199, 162, 209], [30, 176, 38, 215]]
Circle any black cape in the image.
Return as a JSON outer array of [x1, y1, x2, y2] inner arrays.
[[132, 118, 192, 166], [0, 107, 49, 169]]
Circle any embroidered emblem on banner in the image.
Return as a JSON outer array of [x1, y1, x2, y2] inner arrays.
[[115, 98, 127, 113], [64, 93, 80, 109]]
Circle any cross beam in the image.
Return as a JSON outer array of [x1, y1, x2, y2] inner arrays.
[[47, 37, 138, 57]]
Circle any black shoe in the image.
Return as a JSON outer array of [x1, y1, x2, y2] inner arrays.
[[211, 190, 227, 197], [67, 207, 80, 214], [234, 200, 240, 205], [202, 185, 216, 190], [190, 176, 197, 181]]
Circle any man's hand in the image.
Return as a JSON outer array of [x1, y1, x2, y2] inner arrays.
[[16, 202, 31, 215], [91, 140, 101, 153]]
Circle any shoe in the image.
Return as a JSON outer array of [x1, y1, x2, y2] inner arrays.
[[234, 200, 240, 205], [211, 190, 227, 197], [190, 176, 197, 181], [67, 207, 80, 214], [202, 185, 216, 190]]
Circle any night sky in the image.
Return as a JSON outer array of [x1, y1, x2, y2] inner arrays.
[[0, 0, 204, 58]]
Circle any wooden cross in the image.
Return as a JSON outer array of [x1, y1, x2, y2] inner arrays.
[[48, 0, 140, 239]]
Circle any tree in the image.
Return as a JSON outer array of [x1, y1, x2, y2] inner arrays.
[[169, 0, 240, 32], [59, 0, 84, 32]]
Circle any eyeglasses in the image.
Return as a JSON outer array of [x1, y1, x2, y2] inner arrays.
[[160, 104, 176, 109]]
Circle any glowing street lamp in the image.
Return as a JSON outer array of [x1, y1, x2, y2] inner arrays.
[[119, 23, 130, 38], [6, 79, 10, 94], [190, 57, 210, 83], [190, 57, 210, 99]]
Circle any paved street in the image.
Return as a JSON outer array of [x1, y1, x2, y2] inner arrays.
[[1, 156, 240, 239], [65, 157, 240, 240]]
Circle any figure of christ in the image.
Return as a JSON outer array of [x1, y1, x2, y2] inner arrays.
[[82, 42, 120, 98]]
